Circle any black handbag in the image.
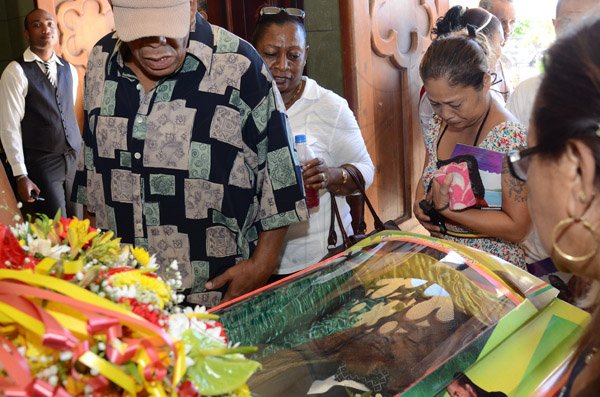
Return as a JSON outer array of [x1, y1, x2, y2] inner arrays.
[[323, 165, 400, 260]]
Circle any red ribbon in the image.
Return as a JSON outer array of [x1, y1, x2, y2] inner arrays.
[[0, 335, 31, 388], [29, 379, 71, 397], [86, 316, 119, 334], [141, 339, 168, 381], [0, 277, 178, 393], [0, 293, 78, 351]]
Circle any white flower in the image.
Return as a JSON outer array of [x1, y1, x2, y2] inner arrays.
[[25, 236, 70, 259], [115, 248, 130, 267], [10, 221, 30, 238], [146, 255, 158, 270], [167, 313, 190, 340], [185, 356, 195, 367]]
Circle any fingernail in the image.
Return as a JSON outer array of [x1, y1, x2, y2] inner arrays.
[[205, 282, 212, 289]]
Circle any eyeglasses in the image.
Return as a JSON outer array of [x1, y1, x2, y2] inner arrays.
[[259, 7, 305, 19], [507, 145, 542, 182]]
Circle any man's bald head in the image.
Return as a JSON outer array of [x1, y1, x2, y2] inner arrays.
[[479, 0, 517, 40], [555, 0, 600, 35]]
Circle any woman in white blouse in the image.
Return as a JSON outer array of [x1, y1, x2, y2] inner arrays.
[[252, 7, 375, 277]]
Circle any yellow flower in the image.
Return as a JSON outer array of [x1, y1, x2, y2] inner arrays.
[[233, 384, 251, 397], [131, 246, 151, 267], [67, 218, 99, 257], [83, 230, 121, 264], [109, 270, 171, 309]]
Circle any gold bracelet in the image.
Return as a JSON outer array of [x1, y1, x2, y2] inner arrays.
[[340, 168, 348, 185]]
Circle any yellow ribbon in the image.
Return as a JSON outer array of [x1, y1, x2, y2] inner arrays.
[[136, 349, 167, 397], [35, 257, 56, 274], [45, 302, 89, 339], [63, 258, 84, 275], [0, 301, 44, 337], [78, 350, 137, 394], [0, 270, 181, 395]]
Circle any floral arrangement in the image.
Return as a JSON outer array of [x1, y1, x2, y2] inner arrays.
[[0, 214, 259, 396]]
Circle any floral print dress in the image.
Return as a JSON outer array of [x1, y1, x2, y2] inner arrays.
[[421, 115, 527, 269]]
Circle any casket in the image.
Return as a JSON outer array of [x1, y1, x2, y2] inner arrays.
[[212, 231, 589, 397]]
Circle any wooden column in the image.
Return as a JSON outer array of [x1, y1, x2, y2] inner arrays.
[[0, 166, 20, 225], [339, 0, 448, 227]]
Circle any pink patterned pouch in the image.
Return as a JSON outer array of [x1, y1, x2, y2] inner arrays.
[[433, 162, 477, 210]]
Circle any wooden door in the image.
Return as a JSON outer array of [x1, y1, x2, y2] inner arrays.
[[340, 0, 448, 227], [207, 0, 303, 41]]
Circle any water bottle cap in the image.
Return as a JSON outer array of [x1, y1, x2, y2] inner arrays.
[[294, 134, 307, 144]]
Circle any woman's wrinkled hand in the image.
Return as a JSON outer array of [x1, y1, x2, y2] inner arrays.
[[431, 173, 452, 212], [414, 190, 445, 238], [302, 157, 330, 190]]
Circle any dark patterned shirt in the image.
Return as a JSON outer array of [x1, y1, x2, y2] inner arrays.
[[73, 15, 308, 306]]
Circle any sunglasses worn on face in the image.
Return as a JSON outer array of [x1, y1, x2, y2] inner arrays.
[[259, 7, 305, 19], [507, 145, 542, 182]]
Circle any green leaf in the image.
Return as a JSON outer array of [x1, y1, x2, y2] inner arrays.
[[182, 329, 261, 396]]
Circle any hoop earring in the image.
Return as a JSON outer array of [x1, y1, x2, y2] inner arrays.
[[551, 216, 599, 272]]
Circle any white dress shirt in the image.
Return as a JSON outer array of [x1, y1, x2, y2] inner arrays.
[[277, 77, 375, 274], [506, 74, 548, 264], [0, 47, 78, 177], [506, 74, 542, 126]]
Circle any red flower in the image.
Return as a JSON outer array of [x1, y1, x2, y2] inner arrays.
[[0, 224, 28, 269], [57, 217, 72, 241], [117, 297, 167, 326], [178, 380, 201, 397], [206, 321, 228, 343]]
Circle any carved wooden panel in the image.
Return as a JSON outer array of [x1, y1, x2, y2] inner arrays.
[[0, 168, 20, 225], [340, 0, 447, 227]]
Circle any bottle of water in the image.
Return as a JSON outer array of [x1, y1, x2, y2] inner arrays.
[[295, 134, 319, 208]]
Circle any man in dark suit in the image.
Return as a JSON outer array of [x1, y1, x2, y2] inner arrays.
[[0, 8, 81, 219]]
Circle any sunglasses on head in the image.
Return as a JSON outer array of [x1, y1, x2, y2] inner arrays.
[[259, 6, 305, 19]]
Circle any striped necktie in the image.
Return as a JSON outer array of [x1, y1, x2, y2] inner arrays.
[[42, 61, 56, 87]]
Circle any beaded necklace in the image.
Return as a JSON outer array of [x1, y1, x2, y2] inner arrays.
[[284, 79, 305, 109]]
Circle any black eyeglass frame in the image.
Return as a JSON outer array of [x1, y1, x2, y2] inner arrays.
[[259, 6, 305, 19], [507, 145, 542, 182]]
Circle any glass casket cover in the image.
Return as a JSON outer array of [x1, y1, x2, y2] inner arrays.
[[213, 232, 589, 396]]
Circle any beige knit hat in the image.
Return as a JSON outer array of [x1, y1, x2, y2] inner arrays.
[[111, 0, 191, 42]]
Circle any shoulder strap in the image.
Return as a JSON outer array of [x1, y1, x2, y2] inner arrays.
[[343, 164, 384, 230], [328, 193, 351, 249]]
